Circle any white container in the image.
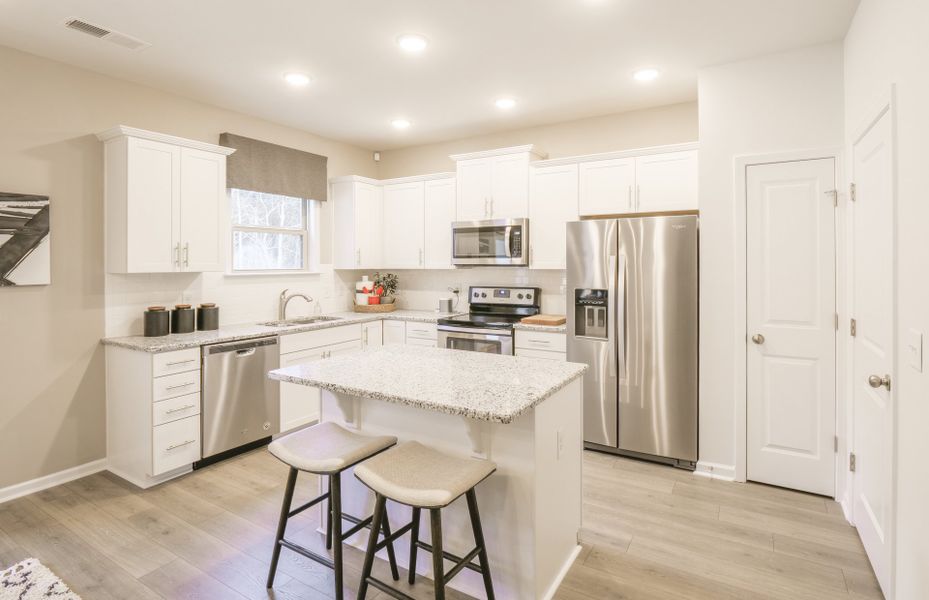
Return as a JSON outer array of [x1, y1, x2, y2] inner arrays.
[[355, 275, 372, 293]]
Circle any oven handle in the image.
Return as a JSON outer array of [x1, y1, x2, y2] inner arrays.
[[437, 326, 513, 338]]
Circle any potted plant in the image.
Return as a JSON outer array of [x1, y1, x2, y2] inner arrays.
[[372, 272, 399, 304]]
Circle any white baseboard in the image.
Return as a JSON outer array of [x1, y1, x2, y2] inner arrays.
[[541, 544, 583, 600], [0, 458, 107, 505], [694, 461, 737, 481]]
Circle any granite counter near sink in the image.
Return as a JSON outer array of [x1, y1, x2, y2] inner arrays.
[[101, 309, 463, 353]]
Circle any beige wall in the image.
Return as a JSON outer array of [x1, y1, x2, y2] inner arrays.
[[0, 45, 376, 490], [376, 102, 698, 178]]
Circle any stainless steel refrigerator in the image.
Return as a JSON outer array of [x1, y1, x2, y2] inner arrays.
[[566, 215, 698, 469]]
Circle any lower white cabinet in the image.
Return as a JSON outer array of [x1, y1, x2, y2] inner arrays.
[[383, 320, 406, 345], [362, 321, 383, 350], [382, 320, 437, 347], [106, 345, 204, 488], [279, 324, 363, 433], [515, 330, 567, 361]]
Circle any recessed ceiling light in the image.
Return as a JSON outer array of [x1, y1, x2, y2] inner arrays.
[[391, 118, 412, 130], [397, 34, 428, 53], [633, 68, 661, 82], [495, 98, 517, 110], [283, 72, 311, 87]]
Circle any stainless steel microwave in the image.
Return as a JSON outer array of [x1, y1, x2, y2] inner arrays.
[[451, 218, 529, 266]]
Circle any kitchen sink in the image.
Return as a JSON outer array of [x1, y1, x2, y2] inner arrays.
[[259, 316, 342, 327]]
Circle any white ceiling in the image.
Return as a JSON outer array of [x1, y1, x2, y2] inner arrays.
[[0, 0, 859, 150]]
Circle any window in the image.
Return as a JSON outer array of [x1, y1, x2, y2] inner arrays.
[[229, 189, 317, 272]]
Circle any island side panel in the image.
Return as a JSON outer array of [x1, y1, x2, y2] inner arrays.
[[320, 389, 538, 599], [533, 377, 583, 599]]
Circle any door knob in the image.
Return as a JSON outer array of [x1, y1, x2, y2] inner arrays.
[[751, 334, 765, 345], [868, 374, 891, 391]]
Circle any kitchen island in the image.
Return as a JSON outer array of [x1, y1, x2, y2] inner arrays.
[[269, 345, 587, 600]]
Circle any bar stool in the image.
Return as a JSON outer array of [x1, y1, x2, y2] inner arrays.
[[354, 441, 497, 600], [266, 422, 402, 600]]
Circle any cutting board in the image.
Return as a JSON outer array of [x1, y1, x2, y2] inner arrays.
[[520, 314, 566, 326]]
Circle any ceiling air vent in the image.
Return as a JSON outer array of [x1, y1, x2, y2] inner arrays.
[[64, 18, 151, 51]]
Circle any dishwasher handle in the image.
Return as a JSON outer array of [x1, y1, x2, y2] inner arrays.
[[236, 348, 256, 358], [203, 336, 278, 356]]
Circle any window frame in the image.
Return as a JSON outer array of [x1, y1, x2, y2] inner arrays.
[[227, 189, 319, 275]]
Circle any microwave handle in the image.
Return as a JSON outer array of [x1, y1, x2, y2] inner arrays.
[[504, 226, 513, 258]]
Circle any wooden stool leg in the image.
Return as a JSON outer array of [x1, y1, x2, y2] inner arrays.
[[267, 467, 298, 589], [430, 508, 446, 600], [407, 507, 421, 584], [380, 506, 401, 581], [326, 478, 333, 550], [357, 494, 386, 600], [466, 489, 495, 600], [331, 473, 344, 600]]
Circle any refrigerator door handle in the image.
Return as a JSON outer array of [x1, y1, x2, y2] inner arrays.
[[608, 254, 617, 377], [617, 254, 626, 378]]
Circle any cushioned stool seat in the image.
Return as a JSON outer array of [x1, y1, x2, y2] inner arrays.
[[269, 421, 397, 474], [355, 441, 496, 508]]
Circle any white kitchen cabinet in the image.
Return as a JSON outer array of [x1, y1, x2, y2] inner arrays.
[[382, 182, 425, 268], [362, 321, 383, 350], [423, 177, 456, 269], [98, 126, 232, 274], [383, 320, 406, 345], [452, 146, 544, 220], [634, 150, 698, 213], [578, 158, 635, 216], [332, 177, 383, 269], [405, 322, 437, 345], [529, 164, 579, 269], [515, 330, 567, 361]]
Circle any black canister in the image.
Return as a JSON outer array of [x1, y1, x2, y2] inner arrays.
[[171, 304, 195, 334], [143, 306, 170, 337], [196, 303, 219, 331]]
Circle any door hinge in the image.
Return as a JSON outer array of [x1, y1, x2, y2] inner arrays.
[[849, 182, 857, 202], [834, 435, 838, 453], [850, 318, 857, 337], [826, 189, 838, 207], [849, 452, 857, 472]]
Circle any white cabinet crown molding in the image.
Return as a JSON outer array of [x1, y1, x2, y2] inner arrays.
[[449, 144, 547, 161], [96, 125, 235, 156], [532, 141, 699, 168], [328, 172, 454, 186]]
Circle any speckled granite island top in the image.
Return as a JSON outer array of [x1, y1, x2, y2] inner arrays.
[[101, 310, 463, 353], [268, 345, 587, 424]]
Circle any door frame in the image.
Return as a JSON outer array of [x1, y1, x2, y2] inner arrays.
[[846, 85, 898, 598], [732, 147, 845, 494]]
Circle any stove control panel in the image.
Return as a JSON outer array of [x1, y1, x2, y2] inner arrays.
[[469, 286, 540, 307]]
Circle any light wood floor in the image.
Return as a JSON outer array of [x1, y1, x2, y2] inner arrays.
[[0, 448, 882, 599]]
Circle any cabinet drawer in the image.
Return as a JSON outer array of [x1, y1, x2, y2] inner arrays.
[[152, 415, 200, 476], [405, 323, 437, 341], [405, 337, 436, 348], [152, 348, 200, 377], [280, 323, 362, 354], [515, 347, 566, 361], [153, 392, 201, 426], [515, 331, 566, 352], [153, 370, 201, 402]]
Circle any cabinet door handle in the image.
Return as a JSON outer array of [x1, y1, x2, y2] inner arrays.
[[636, 185, 641, 211], [484, 198, 489, 217], [530, 338, 551, 345], [165, 382, 195, 391], [174, 243, 180, 267], [419, 248, 423, 266], [183, 242, 190, 267], [627, 186, 632, 210], [166, 439, 196, 451], [356, 249, 361, 266], [165, 404, 196, 414], [490, 197, 494, 216], [166, 359, 196, 366]]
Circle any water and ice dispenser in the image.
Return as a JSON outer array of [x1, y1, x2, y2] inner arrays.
[[574, 289, 608, 339]]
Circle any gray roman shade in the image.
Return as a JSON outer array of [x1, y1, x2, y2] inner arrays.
[[219, 133, 328, 201]]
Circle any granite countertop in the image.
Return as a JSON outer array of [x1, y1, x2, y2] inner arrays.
[[513, 322, 567, 333], [101, 309, 462, 353], [268, 345, 587, 424]]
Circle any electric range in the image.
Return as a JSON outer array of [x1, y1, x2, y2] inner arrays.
[[436, 286, 541, 355]]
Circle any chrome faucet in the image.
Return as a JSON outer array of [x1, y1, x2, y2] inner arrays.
[[279, 289, 313, 320]]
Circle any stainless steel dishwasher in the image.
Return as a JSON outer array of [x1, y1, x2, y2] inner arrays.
[[200, 336, 280, 462]]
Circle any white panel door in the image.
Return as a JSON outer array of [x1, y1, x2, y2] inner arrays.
[[529, 164, 579, 269], [179, 148, 225, 272], [279, 346, 326, 432], [355, 183, 383, 269], [635, 150, 698, 213], [126, 137, 180, 272], [851, 110, 895, 596], [746, 158, 836, 496], [578, 158, 635, 216], [382, 182, 425, 268], [383, 320, 406, 345], [490, 153, 530, 218], [424, 178, 456, 269], [362, 321, 383, 350], [456, 159, 492, 220]]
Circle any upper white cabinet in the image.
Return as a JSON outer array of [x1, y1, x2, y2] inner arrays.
[[452, 145, 545, 220], [577, 145, 698, 216], [98, 126, 233, 274], [529, 164, 579, 270], [332, 177, 383, 269], [634, 150, 698, 213], [382, 181, 425, 268], [423, 177, 457, 269]]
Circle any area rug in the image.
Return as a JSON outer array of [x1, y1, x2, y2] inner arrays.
[[0, 558, 81, 599]]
